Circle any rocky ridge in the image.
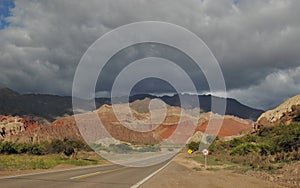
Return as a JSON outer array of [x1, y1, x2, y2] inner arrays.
[[255, 94, 300, 129], [0, 102, 254, 144], [0, 115, 39, 140]]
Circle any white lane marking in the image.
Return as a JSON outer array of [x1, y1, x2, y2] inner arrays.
[[131, 161, 172, 188], [0, 163, 113, 180], [70, 166, 127, 180]]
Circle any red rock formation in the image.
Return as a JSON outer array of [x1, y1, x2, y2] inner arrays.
[[0, 115, 41, 141], [195, 118, 253, 138], [1, 104, 255, 144], [20, 117, 39, 130]]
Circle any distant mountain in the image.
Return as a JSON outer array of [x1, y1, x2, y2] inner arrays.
[[0, 88, 263, 122], [0, 88, 74, 122], [126, 94, 263, 120]]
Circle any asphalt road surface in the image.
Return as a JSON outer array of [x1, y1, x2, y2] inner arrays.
[[0, 161, 170, 188]]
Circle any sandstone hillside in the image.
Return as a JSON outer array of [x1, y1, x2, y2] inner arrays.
[[256, 94, 300, 129]]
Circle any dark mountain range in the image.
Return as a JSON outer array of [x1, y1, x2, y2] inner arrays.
[[0, 88, 263, 122], [125, 94, 263, 120]]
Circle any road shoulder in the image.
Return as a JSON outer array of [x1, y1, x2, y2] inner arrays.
[[140, 155, 284, 188]]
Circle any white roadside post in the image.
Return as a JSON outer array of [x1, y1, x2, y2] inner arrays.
[[202, 149, 209, 169]]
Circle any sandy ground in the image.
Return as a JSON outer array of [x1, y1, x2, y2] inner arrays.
[[141, 154, 284, 188]]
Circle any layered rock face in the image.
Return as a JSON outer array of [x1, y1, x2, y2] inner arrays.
[[0, 101, 254, 144], [255, 94, 300, 129], [0, 115, 39, 141], [195, 112, 254, 138]]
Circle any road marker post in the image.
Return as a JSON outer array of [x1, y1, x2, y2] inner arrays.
[[202, 149, 209, 169]]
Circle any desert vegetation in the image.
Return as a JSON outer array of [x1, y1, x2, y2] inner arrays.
[[188, 122, 300, 171], [90, 143, 161, 154], [0, 139, 107, 171], [0, 154, 103, 171], [0, 139, 91, 157]]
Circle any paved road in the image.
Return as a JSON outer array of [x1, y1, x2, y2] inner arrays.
[[0, 161, 169, 188]]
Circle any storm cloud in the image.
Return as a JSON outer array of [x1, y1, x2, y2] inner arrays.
[[0, 0, 300, 110]]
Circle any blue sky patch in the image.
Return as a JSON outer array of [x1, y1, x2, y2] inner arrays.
[[0, 0, 15, 29]]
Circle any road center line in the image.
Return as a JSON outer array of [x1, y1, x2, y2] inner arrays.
[[70, 167, 127, 180]]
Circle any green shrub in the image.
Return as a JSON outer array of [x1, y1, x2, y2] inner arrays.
[[229, 138, 244, 148], [28, 144, 45, 155], [206, 122, 300, 169], [109, 143, 133, 153], [187, 141, 200, 152], [230, 143, 259, 156], [48, 140, 65, 154], [0, 142, 16, 154], [14, 143, 29, 154], [0, 139, 90, 156], [257, 143, 272, 155], [245, 134, 259, 143]]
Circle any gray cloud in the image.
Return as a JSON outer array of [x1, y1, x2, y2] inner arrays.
[[0, 0, 300, 110], [227, 67, 300, 110]]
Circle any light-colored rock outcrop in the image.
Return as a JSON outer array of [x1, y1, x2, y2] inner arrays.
[[255, 94, 300, 129]]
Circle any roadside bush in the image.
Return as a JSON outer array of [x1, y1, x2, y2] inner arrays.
[[63, 144, 75, 156], [89, 143, 110, 152], [257, 143, 272, 156], [109, 143, 133, 153], [187, 141, 200, 152], [230, 143, 259, 156], [0, 142, 16, 154], [206, 122, 300, 170], [28, 144, 45, 155], [48, 140, 65, 153], [244, 134, 259, 143], [0, 139, 90, 156], [14, 143, 29, 154], [229, 138, 244, 148]]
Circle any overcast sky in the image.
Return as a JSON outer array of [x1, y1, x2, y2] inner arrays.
[[0, 0, 300, 110]]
